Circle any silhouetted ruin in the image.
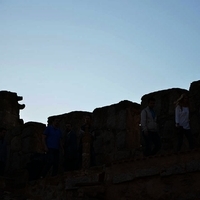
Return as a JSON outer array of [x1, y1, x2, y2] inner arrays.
[[0, 80, 200, 200]]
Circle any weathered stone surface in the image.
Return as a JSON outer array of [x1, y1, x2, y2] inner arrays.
[[113, 173, 135, 183], [93, 100, 141, 165], [6, 122, 46, 177], [135, 167, 160, 177], [1, 81, 200, 200], [189, 80, 200, 146], [185, 160, 200, 172], [141, 88, 189, 153], [21, 122, 46, 153], [0, 91, 25, 128], [10, 136, 22, 152], [160, 164, 186, 176]]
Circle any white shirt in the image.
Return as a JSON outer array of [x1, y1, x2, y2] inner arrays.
[[141, 107, 158, 132], [175, 105, 190, 129]]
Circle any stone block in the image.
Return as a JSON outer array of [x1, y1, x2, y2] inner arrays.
[[186, 160, 200, 172], [160, 164, 186, 176], [113, 173, 135, 184], [93, 100, 141, 165], [11, 136, 22, 152]]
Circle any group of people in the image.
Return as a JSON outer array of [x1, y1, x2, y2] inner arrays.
[[0, 93, 196, 179], [39, 115, 95, 179], [141, 93, 194, 156], [42, 93, 194, 179]]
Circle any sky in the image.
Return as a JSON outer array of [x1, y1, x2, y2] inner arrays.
[[1, 0, 200, 124]]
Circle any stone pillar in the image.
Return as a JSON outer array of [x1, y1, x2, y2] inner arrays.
[[189, 80, 200, 146], [0, 91, 25, 128]]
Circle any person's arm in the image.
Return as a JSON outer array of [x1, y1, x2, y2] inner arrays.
[[60, 140, 64, 154], [175, 106, 180, 127], [59, 130, 64, 154], [42, 134, 48, 152]]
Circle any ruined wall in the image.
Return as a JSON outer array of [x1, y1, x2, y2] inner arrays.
[[4, 111, 91, 181], [141, 88, 188, 153], [0, 80, 200, 200], [92, 100, 141, 165], [5, 122, 46, 180], [2, 150, 200, 200], [0, 91, 25, 128], [141, 81, 200, 154], [189, 80, 200, 145]]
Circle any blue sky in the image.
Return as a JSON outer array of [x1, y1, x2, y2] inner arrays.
[[1, 0, 200, 124]]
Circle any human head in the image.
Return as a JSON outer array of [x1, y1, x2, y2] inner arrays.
[[52, 118, 60, 128], [84, 115, 92, 125], [174, 93, 189, 106], [148, 97, 156, 109], [66, 123, 72, 132]]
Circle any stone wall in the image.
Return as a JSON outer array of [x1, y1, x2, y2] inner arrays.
[[140, 81, 200, 154], [141, 88, 188, 153], [0, 91, 25, 128], [4, 111, 91, 181], [92, 100, 141, 165], [0, 80, 200, 200], [5, 122, 46, 180], [1, 149, 200, 200], [189, 80, 200, 145]]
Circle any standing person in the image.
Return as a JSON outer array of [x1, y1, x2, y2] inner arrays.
[[174, 93, 194, 151], [0, 127, 7, 176], [80, 115, 96, 167], [64, 123, 78, 171], [40, 117, 62, 178], [141, 97, 161, 156]]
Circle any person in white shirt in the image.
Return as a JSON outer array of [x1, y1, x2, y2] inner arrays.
[[174, 93, 194, 151], [141, 97, 161, 156]]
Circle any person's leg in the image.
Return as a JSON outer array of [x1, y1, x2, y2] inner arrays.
[[177, 127, 184, 152], [142, 132, 153, 156], [40, 150, 54, 178], [52, 149, 59, 177], [151, 132, 161, 155], [184, 129, 194, 150]]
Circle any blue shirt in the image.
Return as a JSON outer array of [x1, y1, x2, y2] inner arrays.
[[44, 125, 62, 150]]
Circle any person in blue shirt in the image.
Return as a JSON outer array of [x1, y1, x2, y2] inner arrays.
[[40, 117, 62, 178], [64, 123, 79, 171]]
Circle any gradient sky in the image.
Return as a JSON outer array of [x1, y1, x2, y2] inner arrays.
[[1, 0, 200, 124]]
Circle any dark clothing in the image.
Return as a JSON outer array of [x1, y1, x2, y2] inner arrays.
[[64, 130, 79, 171], [27, 153, 46, 181], [176, 127, 194, 151], [41, 125, 62, 177], [44, 125, 62, 150], [141, 106, 161, 156], [0, 139, 7, 176], [142, 131, 161, 156], [80, 124, 96, 167], [40, 148, 60, 177]]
